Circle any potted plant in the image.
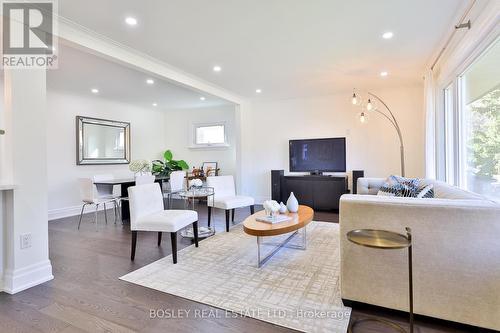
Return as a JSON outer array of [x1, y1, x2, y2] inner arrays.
[[152, 150, 189, 177]]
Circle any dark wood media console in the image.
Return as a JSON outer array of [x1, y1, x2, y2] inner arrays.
[[271, 170, 349, 211]]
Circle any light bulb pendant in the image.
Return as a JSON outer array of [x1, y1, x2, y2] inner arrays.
[[352, 92, 357, 105], [366, 98, 373, 111]]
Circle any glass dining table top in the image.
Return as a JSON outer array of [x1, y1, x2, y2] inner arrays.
[[178, 187, 214, 198]]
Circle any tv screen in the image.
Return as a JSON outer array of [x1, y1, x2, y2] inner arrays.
[[289, 138, 346, 173]]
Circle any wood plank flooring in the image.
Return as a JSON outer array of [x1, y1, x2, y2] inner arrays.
[[0, 202, 491, 332]]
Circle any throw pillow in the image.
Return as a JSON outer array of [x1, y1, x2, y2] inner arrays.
[[377, 175, 420, 197], [417, 184, 434, 198]]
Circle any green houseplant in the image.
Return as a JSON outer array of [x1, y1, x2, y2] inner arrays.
[[152, 150, 189, 177]]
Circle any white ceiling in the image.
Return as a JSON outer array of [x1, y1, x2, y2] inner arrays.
[[47, 45, 233, 109], [58, 0, 467, 100]]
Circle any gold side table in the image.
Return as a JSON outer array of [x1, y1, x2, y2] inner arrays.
[[346, 228, 413, 333]]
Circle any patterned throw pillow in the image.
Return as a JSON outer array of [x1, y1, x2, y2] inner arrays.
[[378, 175, 435, 198], [377, 175, 420, 197], [417, 184, 434, 198]]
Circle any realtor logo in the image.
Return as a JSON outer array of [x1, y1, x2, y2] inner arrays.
[[1, 0, 58, 68]]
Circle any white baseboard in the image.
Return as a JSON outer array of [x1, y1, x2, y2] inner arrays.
[[48, 203, 117, 221], [2, 260, 53, 294]]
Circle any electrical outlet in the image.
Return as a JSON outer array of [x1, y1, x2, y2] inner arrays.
[[20, 233, 32, 249]]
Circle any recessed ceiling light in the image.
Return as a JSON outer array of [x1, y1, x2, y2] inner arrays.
[[380, 71, 388, 77], [91, 88, 99, 94], [256, 89, 262, 94], [125, 17, 138, 26], [152, 103, 158, 107], [200, 97, 206, 101], [382, 31, 393, 39], [213, 65, 222, 72], [146, 79, 154, 85]]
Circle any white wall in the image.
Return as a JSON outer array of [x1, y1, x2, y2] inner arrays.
[[239, 84, 425, 202], [164, 105, 237, 177], [47, 90, 167, 220]]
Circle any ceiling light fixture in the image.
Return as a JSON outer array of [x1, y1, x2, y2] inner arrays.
[[146, 79, 154, 85], [213, 65, 221, 72], [380, 71, 388, 77], [256, 89, 262, 94], [91, 88, 99, 94], [125, 17, 138, 26], [152, 103, 158, 107], [382, 31, 393, 39], [200, 97, 206, 101]]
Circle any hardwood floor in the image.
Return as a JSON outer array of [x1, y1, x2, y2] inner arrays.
[[0, 202, 491, 333]]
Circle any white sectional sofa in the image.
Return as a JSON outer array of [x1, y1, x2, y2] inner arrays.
[[339, 178, 500, 330]]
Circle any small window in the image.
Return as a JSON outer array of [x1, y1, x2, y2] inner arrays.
[[190, 122, 229, 149]]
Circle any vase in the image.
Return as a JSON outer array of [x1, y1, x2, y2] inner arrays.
[[279, 202, 287, 214], [286, 192, 299, 213]]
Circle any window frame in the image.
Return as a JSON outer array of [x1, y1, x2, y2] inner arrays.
[[189, 121, 229, 149], [436, 34, 499, 195]]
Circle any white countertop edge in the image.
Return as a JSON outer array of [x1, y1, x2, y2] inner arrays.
[[0, 184, 16, 190]]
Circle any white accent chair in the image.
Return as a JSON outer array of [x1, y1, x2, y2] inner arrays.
[[77, 178, 120, 230], [164, 170, 186, 208], [128, 183, 199, 263], [206, 175, 255, 232]]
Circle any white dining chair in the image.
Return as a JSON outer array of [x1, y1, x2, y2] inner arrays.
[[78, 178, 120, 230], [206, 175, 255, 232], [164, 170, 186, 208], [135, 173, 155, 185], [128, 183, 199, 263], [92, 174, 121, 221]]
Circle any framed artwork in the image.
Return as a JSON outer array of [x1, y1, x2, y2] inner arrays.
[[202, 162, 218, 176]]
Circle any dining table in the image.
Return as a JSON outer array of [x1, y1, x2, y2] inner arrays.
[[93, 175, 169, 221]]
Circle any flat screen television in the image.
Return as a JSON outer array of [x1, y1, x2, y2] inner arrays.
[[289, 138, 346, 174]]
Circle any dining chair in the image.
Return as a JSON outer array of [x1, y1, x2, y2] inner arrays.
[[164, 170, 186, 208], [93, 174, 121, 222], [128, 183, 199, 263], [135, 173, 155, 185], [78, 178, 120, 230], [206, 175, 255, 232]]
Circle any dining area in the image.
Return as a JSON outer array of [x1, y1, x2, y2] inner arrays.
[[74, 115, 254, 262]]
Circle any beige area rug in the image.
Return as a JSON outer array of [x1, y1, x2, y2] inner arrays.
[[120, 221, 351, 333]]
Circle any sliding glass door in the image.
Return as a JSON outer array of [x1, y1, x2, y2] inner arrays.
[[457, 39, 499, 200]]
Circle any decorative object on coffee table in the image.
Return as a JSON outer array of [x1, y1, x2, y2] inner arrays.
[[263, 200, 280, 217], [279, 202, 287, 214], [286, 192, 299, 213], [346, 228, 413, 333], [243, 205, 313, 267]]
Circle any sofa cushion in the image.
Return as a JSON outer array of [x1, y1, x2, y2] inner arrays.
[[430, 180, 485, 200]]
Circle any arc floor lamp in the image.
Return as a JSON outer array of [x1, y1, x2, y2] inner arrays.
[[352, 90, 406, 177]]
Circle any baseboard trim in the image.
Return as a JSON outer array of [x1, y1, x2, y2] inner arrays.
[[49, 203, 118, 221], [2, 260, 53, 294]]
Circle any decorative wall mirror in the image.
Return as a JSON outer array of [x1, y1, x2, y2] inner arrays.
[[76, 116, 130, 165]]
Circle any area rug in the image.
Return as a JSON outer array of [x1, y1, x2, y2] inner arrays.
[[120, 221, 351, 333]]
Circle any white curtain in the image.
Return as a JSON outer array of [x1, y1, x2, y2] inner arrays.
[[424, 70, 436, 179]]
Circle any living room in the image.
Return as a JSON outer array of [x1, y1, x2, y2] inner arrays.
[[0, 1, 499, 333]]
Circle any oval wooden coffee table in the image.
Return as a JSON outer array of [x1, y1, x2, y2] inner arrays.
[[243, 205, 314, 267]]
